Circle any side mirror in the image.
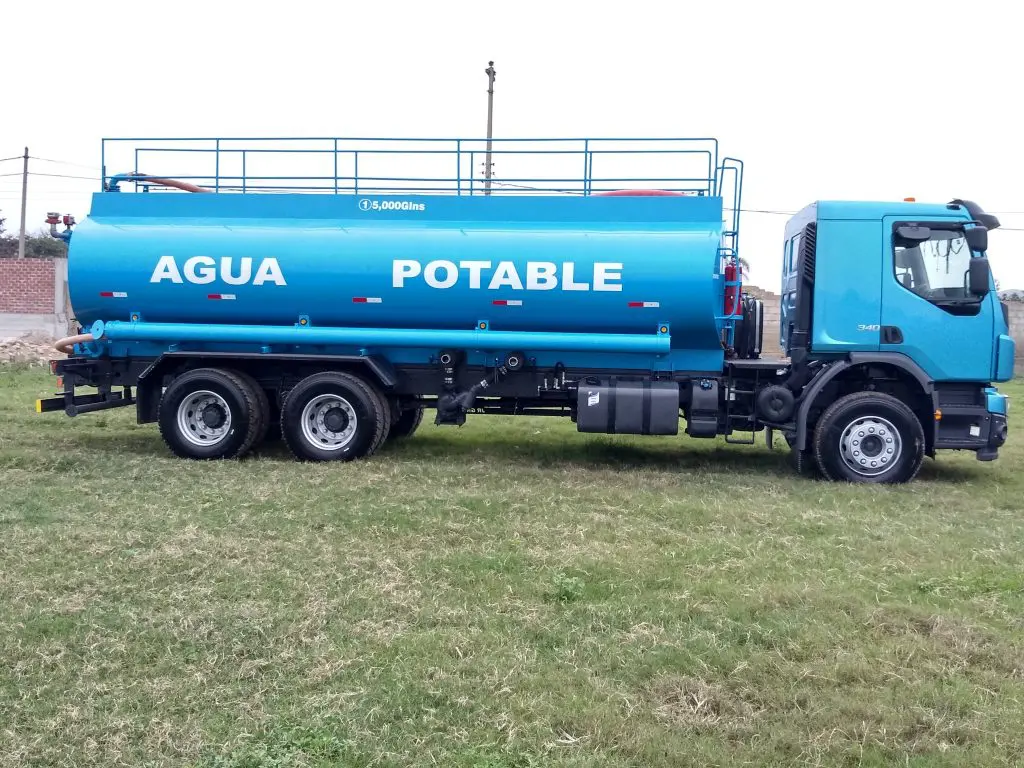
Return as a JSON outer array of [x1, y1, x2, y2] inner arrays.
[[969, 257, 991, 296], [965, 226, 988, 252]]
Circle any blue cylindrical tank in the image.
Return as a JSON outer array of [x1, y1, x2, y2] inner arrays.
[[68, 193, 728, 353]]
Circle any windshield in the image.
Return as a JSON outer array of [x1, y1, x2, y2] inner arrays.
[[895, 229, 974, 301]]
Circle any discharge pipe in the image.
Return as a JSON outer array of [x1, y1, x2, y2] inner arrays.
[[90, 319, 672, 355]]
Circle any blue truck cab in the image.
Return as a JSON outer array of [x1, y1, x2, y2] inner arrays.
[[36, 136, 1012, 483], [781, 198, 1012, 468]]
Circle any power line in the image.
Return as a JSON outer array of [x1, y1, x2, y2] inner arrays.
[[29, 155, 101, 171], [27, 171, 99, 181]]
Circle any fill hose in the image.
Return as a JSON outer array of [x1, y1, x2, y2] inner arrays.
[[54, 333, 94, 355]]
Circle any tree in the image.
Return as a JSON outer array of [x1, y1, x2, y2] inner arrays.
[[0, 209, 5, 236]]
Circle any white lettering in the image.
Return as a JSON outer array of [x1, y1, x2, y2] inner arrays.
[[488, 261, 524, 290], [460, 260, 491, 289], [393, 259, 421, 287], [150, 255, 286, 286], [425, 260, 459, 289], [593, 262, 623, 292], [151, 255, 183, 283], [184, 255, 217, 285], [562, 262, 590, 291], [221, 256, 252, 286], [253, 257, 287, 286], [526, 261, 557, 290], [389, 258, 626, 292]]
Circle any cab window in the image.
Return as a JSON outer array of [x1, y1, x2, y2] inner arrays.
[[893, 225, 975, 303]]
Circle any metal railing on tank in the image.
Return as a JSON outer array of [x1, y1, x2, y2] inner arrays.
[[99, 136, 733, 197]]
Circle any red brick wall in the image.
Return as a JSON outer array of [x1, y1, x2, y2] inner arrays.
[[0, 258, 55, 313]]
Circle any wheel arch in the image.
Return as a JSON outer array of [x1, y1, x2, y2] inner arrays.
[[136, 352, 397, 424], [794, 353, 937, 454]]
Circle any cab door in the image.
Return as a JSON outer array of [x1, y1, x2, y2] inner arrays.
[[879, 217, 994, 382]]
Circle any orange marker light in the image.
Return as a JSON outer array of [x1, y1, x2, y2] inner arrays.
[[935, 409, 942, 421], [904, 197, 916, 202]]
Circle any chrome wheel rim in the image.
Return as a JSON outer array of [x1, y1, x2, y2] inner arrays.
[[177, 389, 232, 447], [839, 415, 901, 477], [300, 395, 357, 451]]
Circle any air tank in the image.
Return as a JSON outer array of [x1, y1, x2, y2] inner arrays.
[[68, 191, 730, 358]]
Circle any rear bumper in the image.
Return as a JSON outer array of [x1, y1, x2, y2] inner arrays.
[[35, 356, 137, 417]]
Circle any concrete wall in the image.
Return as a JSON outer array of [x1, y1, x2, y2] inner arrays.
[[743, 285, 786, 359], [0, 258, 70, 338], [1007, 301, 1024, 372]]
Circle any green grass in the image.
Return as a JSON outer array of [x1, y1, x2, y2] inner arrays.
[[1, 366, 1023, 767]]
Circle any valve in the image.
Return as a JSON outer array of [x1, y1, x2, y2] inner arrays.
[[46, 212, 76, 243]]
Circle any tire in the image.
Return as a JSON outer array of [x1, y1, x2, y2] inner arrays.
[[368, 385, 394, 455], [281, 371, 390, 462], [387, 399, 424, 441], [157, 368, 263, 460], [222, 368, 270, 447], [812, 392, 925, 484]]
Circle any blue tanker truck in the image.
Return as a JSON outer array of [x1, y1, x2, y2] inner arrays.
[[36, 136, 1014, 483]]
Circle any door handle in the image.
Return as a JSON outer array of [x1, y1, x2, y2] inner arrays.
[[881, 326, 903, 344]]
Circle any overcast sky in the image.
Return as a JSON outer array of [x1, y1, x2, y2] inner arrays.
[[2, 0, 1021, 290]]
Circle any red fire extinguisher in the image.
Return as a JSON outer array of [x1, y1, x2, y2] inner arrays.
[[724, 262, 739, 316]]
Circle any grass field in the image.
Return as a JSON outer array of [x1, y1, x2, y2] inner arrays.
[[1, 367, 1023, 767]]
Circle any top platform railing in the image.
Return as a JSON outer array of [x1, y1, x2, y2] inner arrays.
[[99, 136, 740, 198]]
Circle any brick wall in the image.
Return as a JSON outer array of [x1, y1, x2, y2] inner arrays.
[[0, 258, 55, 314]]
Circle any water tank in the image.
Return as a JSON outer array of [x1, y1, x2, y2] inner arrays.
[[68, 192, 730, 356]]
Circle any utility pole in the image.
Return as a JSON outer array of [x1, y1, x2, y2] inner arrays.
[[18, 147, 28, 258], [484, 61, 496, 196]]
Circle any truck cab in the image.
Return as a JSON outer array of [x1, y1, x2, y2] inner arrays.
[[780, 198, 1012, 471]]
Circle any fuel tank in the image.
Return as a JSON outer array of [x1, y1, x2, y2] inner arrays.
[[68, 192, 730, 354]]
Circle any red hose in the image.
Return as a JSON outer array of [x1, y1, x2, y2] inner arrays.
[[54, 333, 94, 355], [127, 173, 211, 193]]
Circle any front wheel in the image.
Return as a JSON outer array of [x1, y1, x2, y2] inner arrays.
[[812, 392, 925, 484]]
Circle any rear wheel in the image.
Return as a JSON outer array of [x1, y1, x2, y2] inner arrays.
[[281, 372, 390, 462], [813, 392, 924, 484], [157, 368, 263, 460], [222, 368, 270, 447], [387, 399, 425, 441]]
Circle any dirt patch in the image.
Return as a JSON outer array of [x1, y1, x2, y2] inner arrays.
[[648, 675, 759, 732], [0, 332, 63, 366], [869, 607, 1024, 677]]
